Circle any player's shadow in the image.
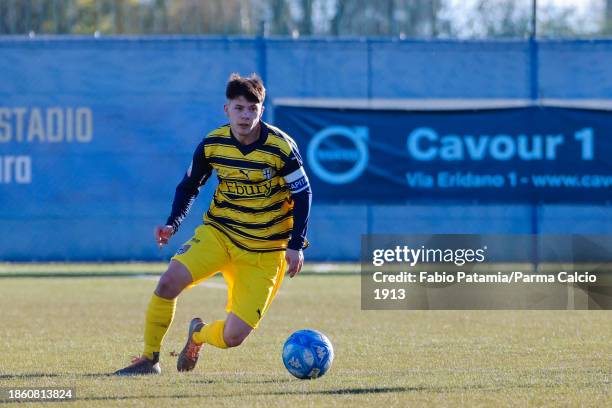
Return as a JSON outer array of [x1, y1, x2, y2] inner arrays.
[[80, 373, 120, 378], [270, 386, 427, 396], [220, 378, 293, 385], [0, 372, 128, 380], [0, 373, 62, 379], [317, 386, 428, 395], [171, 378, 215, 385], [297, 381, 570, 396]]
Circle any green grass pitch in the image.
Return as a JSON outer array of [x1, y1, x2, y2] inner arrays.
[[0, 264, 610, 407]]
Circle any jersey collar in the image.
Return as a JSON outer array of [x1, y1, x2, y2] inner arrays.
[[229, 121, 269, 156]]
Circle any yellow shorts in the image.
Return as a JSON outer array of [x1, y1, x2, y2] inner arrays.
[[171, 224, 286, 329]]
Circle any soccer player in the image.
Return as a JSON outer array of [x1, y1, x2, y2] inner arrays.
[[115, 73, 311, 375]]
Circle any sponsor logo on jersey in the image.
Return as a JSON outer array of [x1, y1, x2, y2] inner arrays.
[[223, 180, 275, 197]]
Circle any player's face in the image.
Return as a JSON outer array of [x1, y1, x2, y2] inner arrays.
[[225, 96, 264, 139]]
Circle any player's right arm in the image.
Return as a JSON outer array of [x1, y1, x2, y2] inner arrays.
[[155, 140, 212, 247]]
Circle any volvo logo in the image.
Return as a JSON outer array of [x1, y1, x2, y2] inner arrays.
[[307, 126, 369, 184]]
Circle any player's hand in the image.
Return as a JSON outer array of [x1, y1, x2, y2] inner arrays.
[[154, 225, 175, 249], [285, 248, 304, 278]]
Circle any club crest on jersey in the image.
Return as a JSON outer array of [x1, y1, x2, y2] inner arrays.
[[262, 167, 275, 180], [175, 244, 191, 255]]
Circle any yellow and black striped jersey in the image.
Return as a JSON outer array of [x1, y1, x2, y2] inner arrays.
[[166, 121, 310, 252]]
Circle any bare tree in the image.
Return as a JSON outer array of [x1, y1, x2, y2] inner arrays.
[[269, 0, 291, 35], [0, 0, 604, 38], [472, 0, 531, 37], [605, 0, 612, 33], [330, 0, 345, 36]]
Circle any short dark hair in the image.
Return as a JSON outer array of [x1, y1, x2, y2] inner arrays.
[[225, 73, 266, 104]]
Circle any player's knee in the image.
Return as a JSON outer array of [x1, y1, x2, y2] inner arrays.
[[155, 263, 192, 298], [156, 273, 180, 298], [224, 332, 247, 348]]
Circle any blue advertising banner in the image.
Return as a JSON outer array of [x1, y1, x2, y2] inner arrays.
[[0, 39, 260, 260], [274, 106, 612, 203]]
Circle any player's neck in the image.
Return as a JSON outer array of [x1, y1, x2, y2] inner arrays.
[[232, 122, 261, 146]]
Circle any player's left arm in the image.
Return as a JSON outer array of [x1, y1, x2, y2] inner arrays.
[[284, 168, 311, 277], [279, 138, 312, 278]]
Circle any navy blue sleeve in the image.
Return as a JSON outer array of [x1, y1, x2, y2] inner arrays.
[[277, 135, 311, 250], [287, 185, 312, 250], [276, 137, 303, 177], [165, 140, 212, 231]]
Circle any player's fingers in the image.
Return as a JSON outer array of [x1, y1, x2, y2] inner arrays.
[[156, 234, 168, 248], [287, 258, 298, 278], [293, 260, 303, 277], [292, 257, 301, 274], [293, 263, 301, 277]]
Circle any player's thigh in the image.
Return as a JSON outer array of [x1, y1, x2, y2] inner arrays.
[[171, 225, 230, 286], [230, 250, 287, 329], [155, 260, 193, 298]]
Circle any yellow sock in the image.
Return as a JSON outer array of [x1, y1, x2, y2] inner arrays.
[[143, 294, 177, 360], [192, 320, 228, 349]]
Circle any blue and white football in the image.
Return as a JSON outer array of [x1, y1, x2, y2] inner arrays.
[[282, 329, 334, 379]]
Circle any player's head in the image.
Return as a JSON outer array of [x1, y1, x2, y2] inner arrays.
[[224, 73, 265, 139]]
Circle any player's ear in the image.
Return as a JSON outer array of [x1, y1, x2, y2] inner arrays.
[[259, 104, 265, 118], [223, 103, 229, 116]]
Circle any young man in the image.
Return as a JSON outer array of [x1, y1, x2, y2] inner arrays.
[[115, 73, 311, 375]]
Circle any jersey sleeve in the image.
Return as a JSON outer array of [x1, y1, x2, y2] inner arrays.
[[277, 137, 303, 177], [165, 140, 212, 231], [278, 137, 310, 193], [279, 136, 312, 250], [286, 186, 311, 250]]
